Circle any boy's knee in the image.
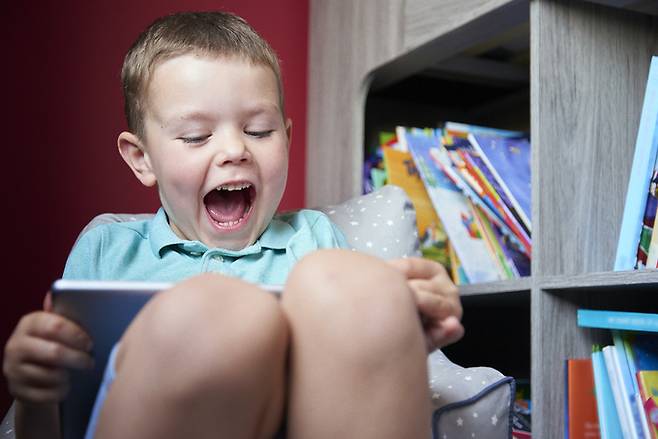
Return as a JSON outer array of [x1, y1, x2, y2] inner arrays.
[[119, 273, 288, 391], [284, 250, 421, 356]]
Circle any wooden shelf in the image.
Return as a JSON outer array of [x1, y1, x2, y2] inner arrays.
[[307, 1, 658, 437]]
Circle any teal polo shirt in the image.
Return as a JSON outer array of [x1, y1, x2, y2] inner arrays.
[[63, 208, 348, 285]]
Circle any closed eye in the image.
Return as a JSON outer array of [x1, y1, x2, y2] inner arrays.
[[178, 135, 211, 144], [245, 129, 274, 139]]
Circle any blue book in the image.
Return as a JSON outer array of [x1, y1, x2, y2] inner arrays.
[[577, 309, 658, 332], [468, 134, 531, 233], [615, 56, 658, 271], [592, 346, 624, 439]]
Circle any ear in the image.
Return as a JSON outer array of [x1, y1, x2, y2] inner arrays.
[[117, 131, 157, 187], [285, 118, 292, 149]]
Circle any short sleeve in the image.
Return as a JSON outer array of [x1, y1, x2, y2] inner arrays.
[[62, 227, 105, 280]]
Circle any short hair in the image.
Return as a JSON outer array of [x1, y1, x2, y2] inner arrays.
[[122, 11, 284, 139]]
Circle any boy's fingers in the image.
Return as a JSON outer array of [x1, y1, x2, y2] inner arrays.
[[388, 257, 448, 280], [14, 363, 69, 388], [21, 312, 93, 352], [414, 288, 460, 321], [20, 336, 94, 370], [427, 316, 465, 350]]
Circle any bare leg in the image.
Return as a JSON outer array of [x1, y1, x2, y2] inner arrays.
[[282, 249, 431, 439], [94, 273, 287, 439]]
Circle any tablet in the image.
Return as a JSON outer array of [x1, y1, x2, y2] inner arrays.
[[51, 279, 283, 439]]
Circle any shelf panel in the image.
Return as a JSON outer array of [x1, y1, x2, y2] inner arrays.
[[538, 269, 658, 292], [459, 277, 531, 296]]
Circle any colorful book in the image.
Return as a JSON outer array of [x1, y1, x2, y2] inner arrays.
[[647, 203, 658, 268], [615, 56, 658, 271], [637, 370, 658, 439], [636, 168, 658, 268], [592, 346, 624, 439], [468, 133, 531, 233], [566, 358, 600, 439], [404, 129, 501, 283], [577, 310, 658, 333], [382, 147, 451, 269]]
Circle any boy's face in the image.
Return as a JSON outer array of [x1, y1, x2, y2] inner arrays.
[[122, 54, 290, 250]]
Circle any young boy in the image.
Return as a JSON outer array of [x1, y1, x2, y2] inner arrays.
[[3, 11, 463, 439]]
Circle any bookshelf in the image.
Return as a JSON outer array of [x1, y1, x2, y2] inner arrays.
[[306, 0, 658, 437]]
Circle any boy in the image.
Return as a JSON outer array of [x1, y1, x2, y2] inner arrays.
[[3, 11, 463, 439]]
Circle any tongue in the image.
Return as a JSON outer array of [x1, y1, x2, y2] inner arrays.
[[205, 189, 248, 224]]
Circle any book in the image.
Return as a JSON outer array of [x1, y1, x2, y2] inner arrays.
[[592, 346, 624, 439], [577, 310, 658, 333], [646, 203, 658, 268], [636, 168, 658, 268], [603, 345, 637, 438], [615, 56, 658, 271], [566, 358, 600, 438], [613, 331, 652, 438], [382, 147, 451, 269], [637, 371, 658, 439], [468, 133, 532, 233], [404, 129, 501, 283]]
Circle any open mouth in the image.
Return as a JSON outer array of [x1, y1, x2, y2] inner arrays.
[[203, 182, 256, 229]]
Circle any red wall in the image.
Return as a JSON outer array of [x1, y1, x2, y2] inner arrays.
[[2, 0, 308, 412]]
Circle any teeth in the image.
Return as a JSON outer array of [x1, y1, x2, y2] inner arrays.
[[216, 183, 251, 191], [216, 219, 242, 227]]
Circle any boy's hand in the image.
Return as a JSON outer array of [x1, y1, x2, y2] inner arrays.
[[3, 292, 94, 403], [388, 258, 464, 352]]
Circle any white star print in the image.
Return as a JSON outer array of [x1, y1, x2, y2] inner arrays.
[[457, 417, 464, 427], [491, 415, 498, 425]]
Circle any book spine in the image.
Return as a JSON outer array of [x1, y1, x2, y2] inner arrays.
[[577, 309, 658, 332], [603, 345, 635, 437], [592, 348, 624, 439]]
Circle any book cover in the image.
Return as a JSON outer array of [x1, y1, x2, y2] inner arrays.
[[566, 358, 600, 439], [636, 169, 658, 268], [468, 133, 532, 233], [614, 331, 652, 437], [578, 309, 658, 333], [592, 346, 624, 439], [637, 371, 658, 439], [447, 136, 531, 255], [382, 147, 451, 269], [404, 130, 501, 283], [647, 203, 658, 268], [603, 345, 636, 437], [615, 56, 658, 271]]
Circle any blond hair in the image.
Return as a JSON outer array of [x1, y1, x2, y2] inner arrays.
[[122, 11, 284, 139]]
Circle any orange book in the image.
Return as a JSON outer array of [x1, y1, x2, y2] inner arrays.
[[567, 358, 600, 439], [382, 147, 450, 269]]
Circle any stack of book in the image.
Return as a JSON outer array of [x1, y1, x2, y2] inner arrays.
[[363, 122, 531, 284], [566, 309, 658, 439]]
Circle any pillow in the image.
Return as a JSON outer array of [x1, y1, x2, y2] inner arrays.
[[317, 184, 421, 259]]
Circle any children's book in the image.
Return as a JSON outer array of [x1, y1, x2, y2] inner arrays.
[[603, 345, 637, 438], [469, 133, 532, 233], [636, 168, 658, 268], [613, 331, 653, 438], [615, 56, 658, 271], [592, 346, 624, 439], [566, 358, 600, 439], [577, 309, 658, 333], [637, 370, 658, 438], [404, 129, 501, 283], [382, 147, 451, 269], [647, 203, 658, 268]]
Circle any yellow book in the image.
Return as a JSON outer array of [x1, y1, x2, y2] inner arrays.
[[383, 147, 450, 269]]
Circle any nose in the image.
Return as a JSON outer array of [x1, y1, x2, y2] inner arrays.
[[214, 131, 251, 166]]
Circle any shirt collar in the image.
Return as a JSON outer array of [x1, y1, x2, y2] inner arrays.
[[149, 208, 296, 258]]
